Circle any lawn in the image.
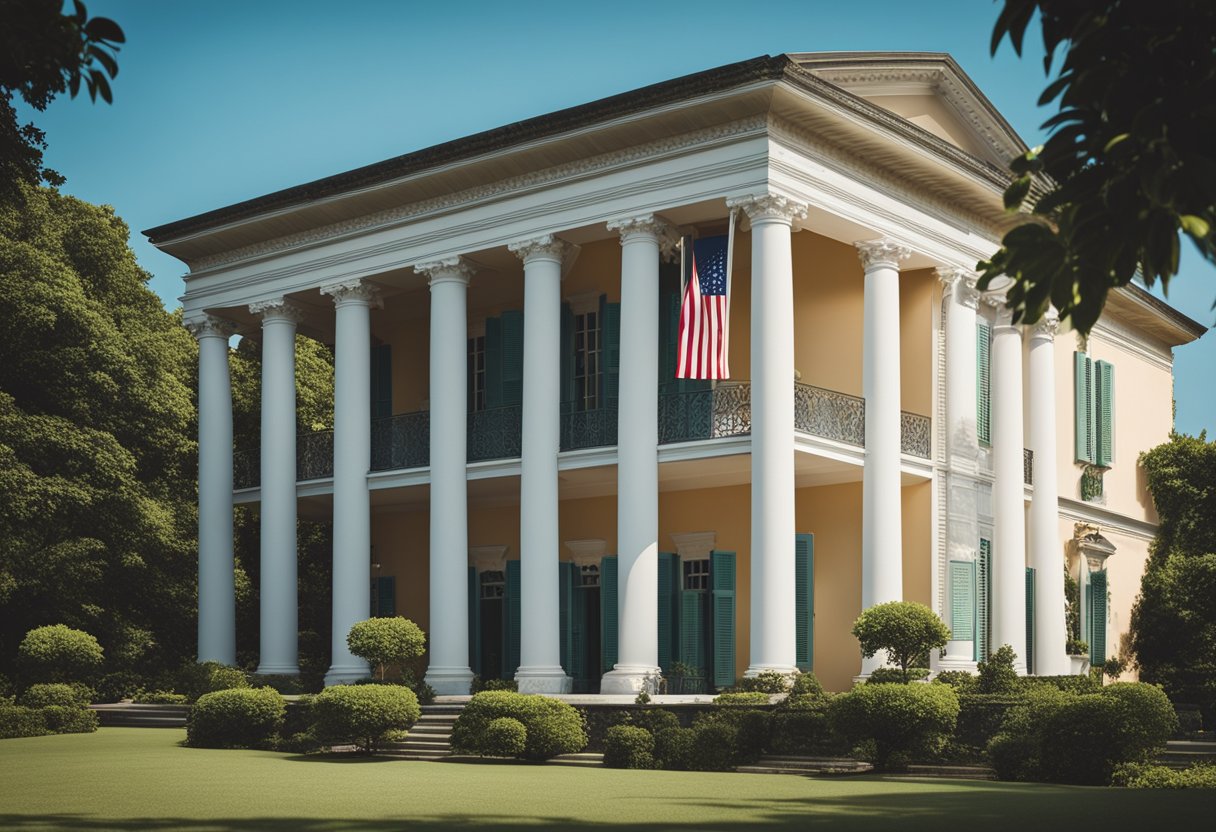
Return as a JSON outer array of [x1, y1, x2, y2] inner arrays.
[[1, 729, 1212, 831]]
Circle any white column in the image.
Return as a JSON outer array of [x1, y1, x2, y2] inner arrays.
[[601, 215, 665, 694], [320, 280, 379, 685], [1028, 309, 1070, 675], [856, 238, 912, 675], [508, 234, 572, 694], [188, 315, 237, 666], [989, 300, 1028, 674], [730, 194, 806, 678], [249, 299, 304, 676], [418, 257, 476, 695]]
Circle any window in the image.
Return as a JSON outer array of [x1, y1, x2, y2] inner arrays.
[[467, 335, 486, 412], [579, 563, 600, 588], [573, 311, 600, 411], [1074, 352, 1115, 467], [683, 558, 710, 591], [479, 569, 504, 600]]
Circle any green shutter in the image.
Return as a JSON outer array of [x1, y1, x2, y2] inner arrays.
[[484, 317, 504, 409], [657, 552, 679, 672], [795, 534, 814, 671], [711, 550, 737, 690], [660, 286, 680, 394], [975, 539, 992, 662], [371, 344, 392, 419], [374, 576, 396, 617], [1025, 567, 1036, 675], [504, 559, 521, 679], [600, 556, 618, 674], [559, 561, 574, 676], [1089, 570, 1107, 665], [600, 295, 621, 405], [977, 320, 991, 445], [1096, 360, 1115, 467], [468, 567, 481, 675], [1075, 352, 1095, 463], [501, 310, 524, 406], [949, 560, 976, 641], [679, 589, 706, 676], [571, 573, 587, 689], [560, 302, 574, 413]]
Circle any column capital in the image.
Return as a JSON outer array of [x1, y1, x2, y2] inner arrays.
[[726, 193, 808, 225], [321, 279, 383, 308], [855, 237, 913, 271], [606, 213, 671, 245], [248, 298, 305, 324], [415, 256, 475, 288], [185, 314, 238, 340], [508, 233, 572, 265], [1029, 306, 1060, 340], [935, 266, 980, 310]]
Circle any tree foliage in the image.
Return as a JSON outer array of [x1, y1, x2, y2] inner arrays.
[[346, 617, 426, 681], [980, 0, 1216, 333], [851, 601, 951, 680]]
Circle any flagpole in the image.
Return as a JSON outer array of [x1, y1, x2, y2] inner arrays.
[[723, 206, 738, 378]]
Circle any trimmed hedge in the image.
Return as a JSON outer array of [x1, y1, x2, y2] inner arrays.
[[735, 671, 791, 694], [19, 683, 89, 709], [482, 717, 528, 758], [311, 684, 421, 753], [953, 694, 1024, 750], [603, 725, 655, 769], [714, 692, 771, 706], [177, 662, 249, 702], [654, 726, 695, 770], [689, 721, 737, 771], [17, 625, 103, 684], [41, 705, 99, 734], [471, 677, 518, 693], [830, 681, 960, 769], [933, 671, 978, 693], [1112, 762, 1216, 789], [0, 703, 48, 739], [132, 690, 188, 704], [770, 701, 831, 755], [451, 691, 587, 761], [186, 687, 286, 749], [867, 667, 930, 684]]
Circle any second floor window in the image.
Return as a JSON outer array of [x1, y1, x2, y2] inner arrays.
[[468, 335, 486, 412], [683, 558, 710, 591], [574, 311, 601, 411]]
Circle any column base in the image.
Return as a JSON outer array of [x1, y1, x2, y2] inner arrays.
[[600, 665, 662, 695], [1032, 652, 1073, 678], [322, 663, 370, 687], [859, 651, 893, 678], [934, 641, 978, 674], [514, 666, 572, 694], [424, 666, 475, 696], [255, 663, 300, 677], [744, 664, 799, 679]]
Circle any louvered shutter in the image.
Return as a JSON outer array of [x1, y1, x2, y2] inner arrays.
[[600, 295, 621, 406], [374, 576, 396, 617], [559, 561, 574, 676], [1096, 360, 1115, 467], [468, 567, 481, 675], [571, 572, 587, 689], [504, 559, 521, 679], [975, 539, 992, 661], [949, 560, 976, 641], [501, 310, 524, 406], [657, 552, 679, 672], [976, 320, 992, 445], [710, 550, 737, 690], [1025, 567, 1036, 675], [600, 555, 618, 674], [484, 316, 504, 409], [1075, 352, 1095, 463], [679, 588, 706, 676], [795, 534, 814, 671], [1089, 570, 1107, 665], [559, 302, 575, 413], [660, 290, 680, 394]]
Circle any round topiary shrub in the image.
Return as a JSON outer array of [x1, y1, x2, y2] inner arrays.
[[19, 683, 89, 709], [1101, 682, 1179, 760], [310, 683, 421, 753], [41, 705, 99, 734], [17, 625, 103, 684], [790, 671, 827, 700], [689, 721, 737, 771], [186, 687, 286, 749], [176, 662, 249, 702], [524, 698, 589, 761], [482, 717, 527, 757], [851, 602, 950, 682], [346, 617, 426, 681], [450, 690, 587, 761], [977, 645, 1019, 693], [604, 724, 655, 769], [654, 726, 695, 770], [829, 680, 960, 769]]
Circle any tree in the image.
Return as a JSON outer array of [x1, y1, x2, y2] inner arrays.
[[851, 601, 951, 682], [346, 617, 426, 681], [0, 0, 124, 195], [979, 1, 1215, 334], [1129, 433, 1216, 718]]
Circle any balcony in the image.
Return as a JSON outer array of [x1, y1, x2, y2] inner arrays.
[[232, 381, 933, 490]]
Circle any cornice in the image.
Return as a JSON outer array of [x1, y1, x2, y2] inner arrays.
[[1057, 497, 1157, 543], [1089, 315, 1173, 372]]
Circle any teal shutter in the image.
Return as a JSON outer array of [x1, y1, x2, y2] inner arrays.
[[484, 317, 504, 409], [374, 576, 396, 617], [795, 534, 814, 671], [679, 589, 706, 677], [1025, 567, 1036, 675], [600, 556, 618, 674], [600, 295, 621, 405], [975, 539, 992, 661], [1095, 360, 1115, 467], [1089, 570, 1108, 665], [949, 560, 976, 641], [571, 572, 587, 689], [468, 567, 481, 675], [504, 559, 521, 679], [1075, 352, 1095, 463], [976, 321, 991, 445], [560, 302, 575, 413], [660, 289, 679, 394], [657, 552, 679, 672], [710, 550, 737, 690], [371, 344, 392, 419], [500, 310, 524, 406], [559, 561, 574, 676]]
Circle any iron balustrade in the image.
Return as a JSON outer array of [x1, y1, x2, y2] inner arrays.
[[795, 383, 865, 447], [1023, 448, 1034, 486], [371, 411, 429, 471], [560, 406, 618, 451], [467, 404, 522, 462]]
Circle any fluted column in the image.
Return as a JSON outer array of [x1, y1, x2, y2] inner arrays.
[[729, 194, 806, 678], [188, 315, 238, 666], [856, 238, 912, 675], [418, 257, 476, 695], [508, 234, 573, 694], [321, 280, 379, 685], [249, 299, 304, 676], [1028, 309, 1070, 675], [601, 215, 666, 694], [988, 299, 1028, 674]]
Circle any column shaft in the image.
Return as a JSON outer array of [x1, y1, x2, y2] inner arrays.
[[991, 307, 1028, 673]]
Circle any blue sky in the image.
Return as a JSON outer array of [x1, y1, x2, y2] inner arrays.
[[26, 0, 1213, 435]]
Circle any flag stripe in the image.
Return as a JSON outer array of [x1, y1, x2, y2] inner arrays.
[[676, 235, 730, 380]]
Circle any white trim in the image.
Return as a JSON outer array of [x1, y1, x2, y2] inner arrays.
[[670, 531, 716, 561], [564, 539, 607, 567], [469, 545, 508, 572], [1058, 497, 1157, 542]]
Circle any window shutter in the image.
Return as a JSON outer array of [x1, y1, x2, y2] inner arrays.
[[1075, 352, 1094, 463], [949, 560, 976, 641], [1025, 567, 1036, 675], [657, 552, 679, 672], [660, 288, 680, 395], [795, 534, 814, 671], [976, 320, 992, 445], [559, 561, 574, 677], [501, 310, 524, 406], [560, 302, 574, 413], [571, 571, 587, 690], [1095, 360, 1115, 467], [468, 567, 481, 675], [600, 555, 618, 674], [975, 539, 992, 661], [710, 550, 737, 690], [679, 588, 706, 677], [1089, 570, 1107, 665], [600, 295, 621, 406], [504, 559, 521, 679], [374, 576, 396, 617], [370, 344, 392, 419], [484, 316, 504, 409]]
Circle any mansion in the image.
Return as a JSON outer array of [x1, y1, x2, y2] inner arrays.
[[146, 52, 1204, 694]]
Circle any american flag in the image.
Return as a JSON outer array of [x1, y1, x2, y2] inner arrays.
[[676, 234, 731, 379]]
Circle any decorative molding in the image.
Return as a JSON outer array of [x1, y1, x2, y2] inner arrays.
[[414, 256, 475, 287], [248, 298, 305, 323], [855, 237, 913, 270], [564, 538, 607, 567], [565, 291, 601, 315], [726, 193, 808, 225], [935, 266, 980, 310], [469, 545, 508, 573], [509, 233, 573, 265], [184, 314, 238, 340], [606, 213, 672, 245], [319, 279, 383, 307], [1058, 497, 1157, 543], [1090, 315, 1174, 372], [670, 530, 716, 561], [1028, 306, 1059, 341], [1075, 528, 1117, 572]]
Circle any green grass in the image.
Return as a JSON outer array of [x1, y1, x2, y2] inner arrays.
[[1, 729, 1212, 831]]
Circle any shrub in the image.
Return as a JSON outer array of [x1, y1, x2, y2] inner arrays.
[[41, 705, 99, 734], [1018, 674, 1101, 695], [177, 662, 249, 701], [94, 671, 146, 703], [132, 690, 188, 705], [451, 690, 586, 761], [736, 671, 791, 693], [689, 721, 737, 771], [482, 717, 528, 758], [852, 602, 950, 681], [17, 625, 103, 683], [715, 692, 771, 706], [790, 672, 827, 700], [311, 684, 421, 753], [1112, 762, 1216, 789], [985, 685, 1071, 781], [867, 667, 930, 684], [19, 683, 88, 709], [186, 687, 286, 749], [953, 694, 1024, 751], [933, 671, 978, 693], [630, 708, 680, 737], [346, 617, 426, 681], [771, 701, 831, 755], [830, 681, 960, 769], [471, 677, 518, 693], [252, 674, 304, 695], [0, 703, 48, 739], [977, 645, 1019, 694], [604, 724, 655, 769], [1101, 682, 1179, 759], [654, 726, 695, 770]]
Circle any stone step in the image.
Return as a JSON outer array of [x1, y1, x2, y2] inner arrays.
[[550, 752, 604, 767]]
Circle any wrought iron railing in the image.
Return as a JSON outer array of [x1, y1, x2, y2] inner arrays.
[[795, 383, 865, 447], [1023, 448, 1034, 486], [297, 430, 334, 481], [560, 407, 618, 451], [371, 411, 429, 471], [657, 382, 751, 444], [467, 404, 522, 462], [900, 412, 931, 460]]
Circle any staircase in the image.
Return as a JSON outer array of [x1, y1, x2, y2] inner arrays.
[[90, 703, 188, 728], [382, 704, 463, 760], [737, 755, 873, 776], [1159, 739, 1216, 769]]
